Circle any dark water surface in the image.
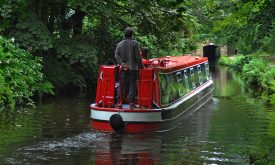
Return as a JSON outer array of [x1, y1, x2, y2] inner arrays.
[[0, 66, 274, 164]]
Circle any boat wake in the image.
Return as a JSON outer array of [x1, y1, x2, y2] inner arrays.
[[21, 132, 102, 151], [4, 131, 105, 164]]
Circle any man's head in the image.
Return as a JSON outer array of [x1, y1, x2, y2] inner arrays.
[[124, 27, 133, 38]]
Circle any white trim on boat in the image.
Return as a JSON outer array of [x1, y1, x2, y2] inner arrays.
[[91, 110, 162, 122]]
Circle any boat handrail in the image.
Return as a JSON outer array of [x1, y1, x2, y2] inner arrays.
[[118, 66, 123, 109], [149, 58, 171, 67]]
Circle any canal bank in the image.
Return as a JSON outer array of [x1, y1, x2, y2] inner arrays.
[[218, 53, 275, 107]]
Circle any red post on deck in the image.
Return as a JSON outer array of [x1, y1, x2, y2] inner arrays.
[[138, 68, 154, 109]]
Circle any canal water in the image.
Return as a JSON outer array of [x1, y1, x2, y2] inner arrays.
[[0, 66, 274, 164]]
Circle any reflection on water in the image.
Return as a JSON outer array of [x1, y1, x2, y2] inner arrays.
[[95, 133, 161, 164], [0, 66, 274, 164]]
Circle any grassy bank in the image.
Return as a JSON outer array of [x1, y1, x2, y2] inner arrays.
[[219, 53, 275, 107]]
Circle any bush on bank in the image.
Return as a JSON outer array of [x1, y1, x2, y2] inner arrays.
[[0, 36, 53, 111], [219, 53, 275, 106]]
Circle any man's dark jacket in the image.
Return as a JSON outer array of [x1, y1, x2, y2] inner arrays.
[[115, 37, 143, 70]]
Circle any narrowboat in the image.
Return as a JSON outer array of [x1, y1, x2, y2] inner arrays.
[[90, 55, 214, 133]]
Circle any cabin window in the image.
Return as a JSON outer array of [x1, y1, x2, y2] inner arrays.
[[197, 65, 203, 85], [184, 68, 193, 92], [179, 71, 189, 97], [190, 67, 196, 89], [159, 71, 189, 106], [176, 71, 182, 82], [159, 74, 169, 105], [158, 73, 179, 105], [183, 70, 191, 92], [168, 74, 180, 103]]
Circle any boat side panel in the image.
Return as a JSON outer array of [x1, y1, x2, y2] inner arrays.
[[91, 119, 113, 132], [159, 87, 213, 131], [125, 122, 160, 133]]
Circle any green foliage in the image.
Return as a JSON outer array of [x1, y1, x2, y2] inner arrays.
[[199, 0, 274, 54], [218, 55, 234, 66], [242, 59, 275, 90], [269, 81, 275, 106], [43, 56, 88, 92], [219, 53, 275, 106], [0, 0, 27, 30], [2, 0, 273, 99], [241, 58, 275, 105], [218, 55, 251, 71], [0, 0, 203, 96], [13, 12, 52, 52], [242, 59, 266, 87], [249, 150, 269, 165], [0, 36, 53, 111], [0, 73, 14, 110], [268, 111, 275, 139], [270, 94, 275, 106], [261, 21, 275, 55]]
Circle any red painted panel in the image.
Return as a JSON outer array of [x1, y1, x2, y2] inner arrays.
[[138, 68, 153, 109], [91, 120, 113, 132], [90, 120, 160, 133], [125, 123, 160, 133], [95, 152, 159, 165], [95, 66, 103, 104], [95, 66, 116, 107]]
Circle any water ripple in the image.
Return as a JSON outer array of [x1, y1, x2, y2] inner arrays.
[[4, 131, 103, 164]]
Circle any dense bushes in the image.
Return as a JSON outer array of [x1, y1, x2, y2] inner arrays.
[[219, 54, 275, 106], [0, 36, 53, 111], [0, 0, 200, 96]]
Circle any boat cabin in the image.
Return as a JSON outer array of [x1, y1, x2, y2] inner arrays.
[[95, 55, 210, 109]]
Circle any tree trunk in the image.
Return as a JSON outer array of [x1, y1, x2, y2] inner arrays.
[[40, 1, 49, 24]]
